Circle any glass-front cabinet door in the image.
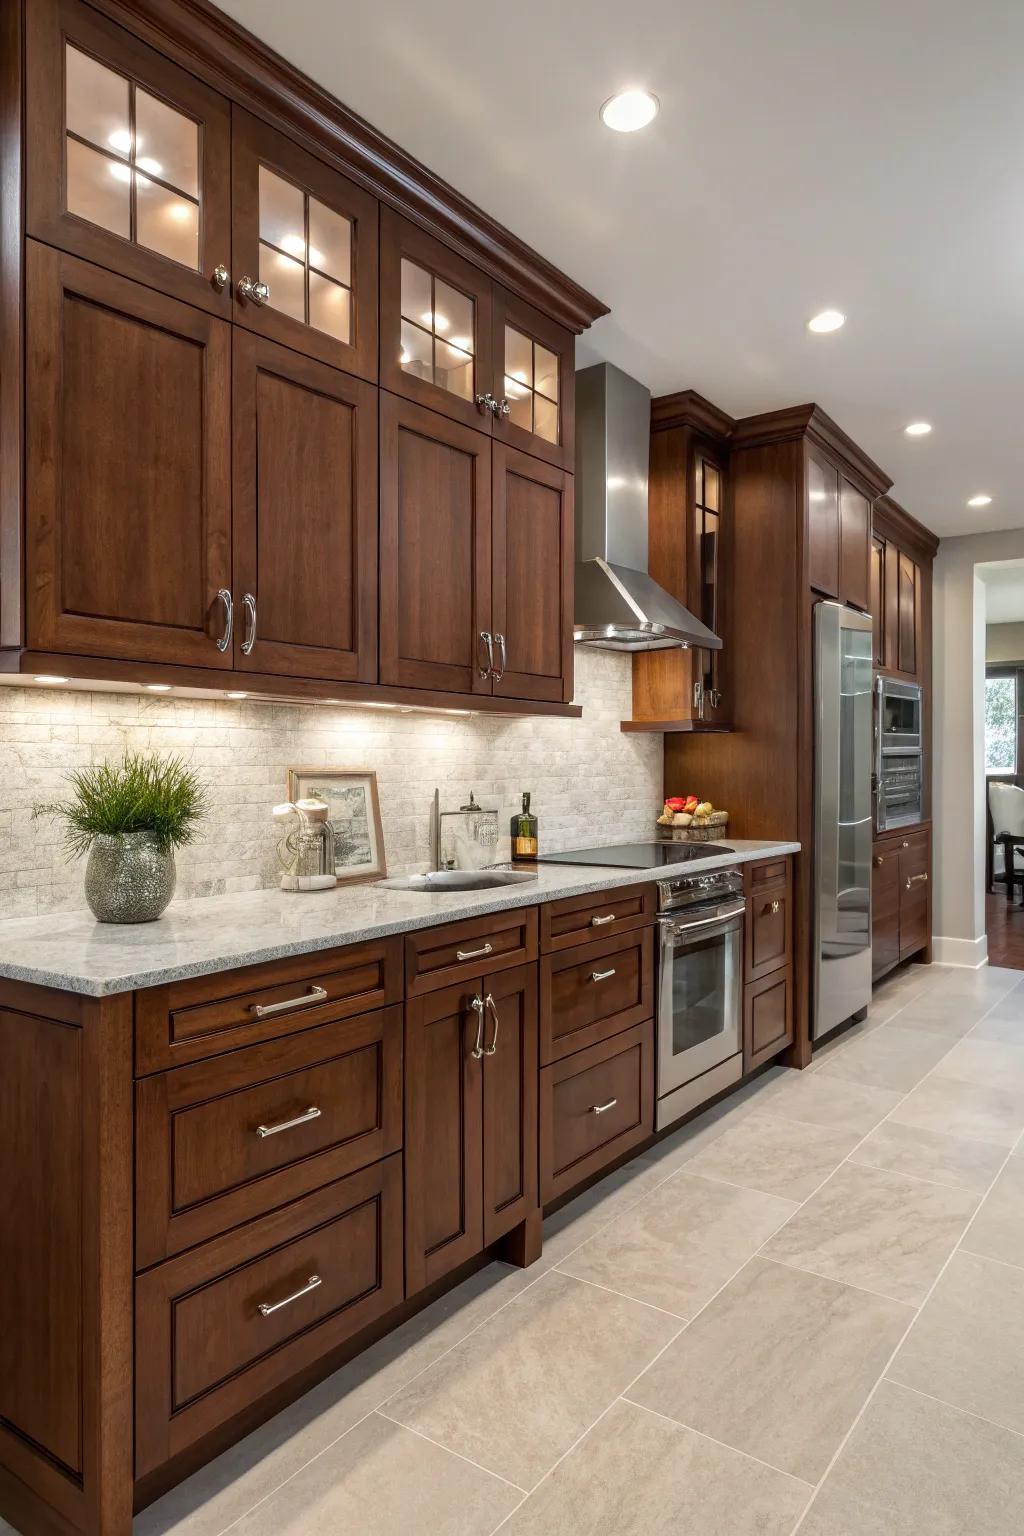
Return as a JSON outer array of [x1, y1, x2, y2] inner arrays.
[[491, 288, 575, 470], [231, 110, 378, 381], [25, 0, 232, 315], [380, 208, 494, 433]]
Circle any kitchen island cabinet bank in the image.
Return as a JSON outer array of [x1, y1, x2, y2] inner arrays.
[[1, 0, 603, 710], [0, 843, 797, 1534]]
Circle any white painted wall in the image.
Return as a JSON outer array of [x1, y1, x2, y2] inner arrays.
[[933, 533, 1024, 964], [986, 622, 1024, 664]]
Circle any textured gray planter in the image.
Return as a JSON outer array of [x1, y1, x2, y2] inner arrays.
[[84, 831, 176, 923]]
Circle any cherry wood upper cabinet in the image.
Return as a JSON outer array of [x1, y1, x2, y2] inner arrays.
[[806, 449, 840, 599], [870, 535, 885, 667], [379, 394, 492, 696], [839, 477, 871, 613], [491, 287, 575, 471], [491, 447, 574, 703], [232, 332, 378, 682], [481, 963, 539, 1246], [379, 208, 495, 434], [25, 242, 232, 667], [25, 0, 231, 317], [897, 550, 919, 677], [231, 109, 378, 381]]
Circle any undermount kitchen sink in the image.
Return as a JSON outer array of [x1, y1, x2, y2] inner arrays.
[[377, 869, 537, 893]]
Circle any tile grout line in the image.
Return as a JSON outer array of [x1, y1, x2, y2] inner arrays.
[[879, 1377, 1024, 1445], [625, 1397, 817, 1489], [954, 1243, 1024, 1276], [757, 1253, 920, 1310], [549, 1269, 689, 1321], [373, 1409, 530, 1493], [785, 978, 1024, 1536]]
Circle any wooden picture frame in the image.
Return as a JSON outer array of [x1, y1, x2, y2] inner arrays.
[[287, 768, 386, 884]]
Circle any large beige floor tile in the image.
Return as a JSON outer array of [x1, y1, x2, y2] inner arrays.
[[682, 1112, 861, 1202], [637, 1066, 791, 1177], [500, 1398, 810, 1536], [557, 1172, 797, 1318], [816, 1025, 953, 1092], [383, 1269, 680, 1489], [962, 1153, 1024, 1264], [754, 1069, 902, 1135], [136, 1261, 530, 1536], [888, 1250, 1024, 1436], [626, 1258, 911, 1483], [934, 1035, 1024, 1093], [970, 985, 1024, 1043], [800, 1379, 1024, 1536], [849, 1119, 1006, 1193], [539, 1153, 671, 1270], [229, 1412, 521, 1535], [761, 1162, 978, 1304], [889, 1072, 1024, 1147]]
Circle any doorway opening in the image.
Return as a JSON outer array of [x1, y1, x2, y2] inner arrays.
[[982, 562, 1024, 969]]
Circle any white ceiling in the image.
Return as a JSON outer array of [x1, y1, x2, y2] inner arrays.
[[981, 561, 1024, 624], [221, 0, 1024, 540]]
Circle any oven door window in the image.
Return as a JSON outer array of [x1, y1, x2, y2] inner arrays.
[[659, 917, 742, 1091]]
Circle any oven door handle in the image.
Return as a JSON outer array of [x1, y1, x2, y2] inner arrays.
[[659, 902, 746, 939]]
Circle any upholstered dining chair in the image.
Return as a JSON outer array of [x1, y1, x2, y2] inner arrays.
[[989, 781, 1024, 904]]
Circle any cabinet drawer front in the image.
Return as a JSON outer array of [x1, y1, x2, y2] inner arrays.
[[135, 937, 401, 1073], [135, 1156, 403, 1478], [540, 929, 653, 1064], [540, 1021, 653, 1204], [745, 874, 793, 983], [405, 908, 538, 997], [136, 1007, 402, 1266], [872, 844, 902, 979], [744, 969, 793, 1072], [745, 857, 790, 892], [540, 884, 655, 953]]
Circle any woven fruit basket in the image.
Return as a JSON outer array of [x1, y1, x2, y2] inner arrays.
[[656, 798, 729, 842]]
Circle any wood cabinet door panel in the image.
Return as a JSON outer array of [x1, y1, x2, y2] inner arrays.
[[25, 242, 232, 665], [539, 1021, 653, 1204], [135, 1157, 403, 1478], [405, 981, 484, 1292], [491, 446, 574, 702], [380, 393, 493, 695], [135, 1006, 403, 1267], [870, 536, 885, 667], [743, 969, 793, 1071], [380, 208, 494, 433], [898, 551, 919, 677], [231, 108, 378, 381], [233, 331, 377, 680], [898, 835, 930, 960], [883, 539, 900, 673], [806, 450, 839, 599], [745, 876, 792, 983], [491, 285, 575, 470], [872, 842, 901, 978], [25, 0, 231, 316], [482, 963, 538, 1245], [839, 478, 870, 612]]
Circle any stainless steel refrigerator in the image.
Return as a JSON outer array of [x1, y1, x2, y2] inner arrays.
[[813, 601, 874, 1040]]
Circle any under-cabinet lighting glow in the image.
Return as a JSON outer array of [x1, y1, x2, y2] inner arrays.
[[600, 89, 659, 133], [34, 675, 69, 684], [145, 684, 172, 692], [226, 691, 248, 700], [807, 309, 846, 333]]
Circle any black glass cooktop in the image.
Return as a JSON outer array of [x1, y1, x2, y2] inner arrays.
[[535, 841, 733, 870]]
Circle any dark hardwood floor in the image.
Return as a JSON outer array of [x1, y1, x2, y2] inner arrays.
[[986, 891, 1024, 971]]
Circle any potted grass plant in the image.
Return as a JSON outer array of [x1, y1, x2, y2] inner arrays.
[[35, 751, 208, 923]]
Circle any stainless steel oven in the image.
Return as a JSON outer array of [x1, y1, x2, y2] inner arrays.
[[877, 676, 923, 754], [875, 677, 924, 833], [656, 869, 745, 1130]]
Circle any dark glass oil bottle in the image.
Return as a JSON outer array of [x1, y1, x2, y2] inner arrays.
[[511, 791, 538, 860]]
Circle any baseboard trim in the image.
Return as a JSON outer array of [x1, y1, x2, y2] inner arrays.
[[931, 934, 989, 968]]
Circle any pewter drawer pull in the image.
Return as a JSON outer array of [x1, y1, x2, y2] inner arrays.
[[250, 984, 328, 1019], [590, 913, 616, 926], [591, 968, 617, 983], [456, 942, 493, 961], [905, 872, 929, 889], [256, 1105, 321, 1140], [258, 1274, 321, 1317], [591, 1098, 618, 1115]]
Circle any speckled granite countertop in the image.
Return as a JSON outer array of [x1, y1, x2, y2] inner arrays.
[[0, 839, 799, 996]]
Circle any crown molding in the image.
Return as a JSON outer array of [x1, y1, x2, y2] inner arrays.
[[730, 402, 893, 499], [650, 389, 735, 442], [92, 0, 608, 333], [873, 494, 940, 559]]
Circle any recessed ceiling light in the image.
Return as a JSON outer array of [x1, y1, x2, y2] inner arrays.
[[904, 421, 932, 436], [145, 683, 171, 692], [807, 309, 845, 334], [967, 494, 993, 507], [226, 691, 248, 700], [34, 674, 68, 684], [600, 89, 659, 133]]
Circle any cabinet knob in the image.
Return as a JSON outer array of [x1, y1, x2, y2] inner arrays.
[[874, 855, 884, 867], [238, 274, 270, 306], [211, 263, 230, 291], [902, 839, 910, 849]]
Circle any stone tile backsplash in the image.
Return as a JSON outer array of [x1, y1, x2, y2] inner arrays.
[[0, 649, 662, 919]]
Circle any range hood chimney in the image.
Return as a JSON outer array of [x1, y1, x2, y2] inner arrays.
[[573, 362, 722, 653]]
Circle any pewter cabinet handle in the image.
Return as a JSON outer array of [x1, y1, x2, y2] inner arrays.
[[249, 984, 328, 1019], [258, 1274, 321, 1317]]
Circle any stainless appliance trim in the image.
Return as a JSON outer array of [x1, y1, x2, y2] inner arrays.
[[656, 901, 744, 1097]]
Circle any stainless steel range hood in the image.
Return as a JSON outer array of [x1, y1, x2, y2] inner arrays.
[[574, 363, 722, 653]]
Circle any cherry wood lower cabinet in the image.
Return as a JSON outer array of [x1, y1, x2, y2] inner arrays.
[[742, 856, 795, 1071], [540, 1020, 654, 1204], [539, 927, 653, 1064], [872, 827, 932, 980], [405, 962, 538, 1292]]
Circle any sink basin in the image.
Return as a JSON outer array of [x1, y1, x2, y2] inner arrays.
[[377, 869, 537, 893]]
